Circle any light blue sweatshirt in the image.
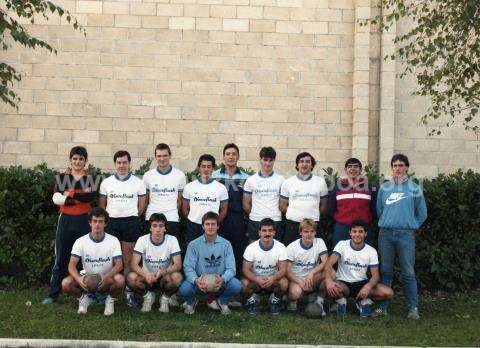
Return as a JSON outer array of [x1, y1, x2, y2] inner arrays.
[[183, 234, 236, 284], [377, 178, 427, 230]]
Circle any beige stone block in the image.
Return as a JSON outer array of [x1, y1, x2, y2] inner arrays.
[[276, 21, 302, 34], [17, 102, 45, 115], [250, 0, 276, 5], [60, 39, 86, 52], [183, 30, 209, 42], [45, 78, 73, 91], [127, 132, 154, 144], [128, 29, 157, 41], [87, 91, 115, 105], [103, 2, 129, 14], [316, 8, 342, 21], [223, 95, 248, 108], [278, 0, 302, 6], [224, 0, 249, 4], [18, 128, 44, 142], [77, 1, 102, 14], [261, 84, 286, 97], [4, 141, 30, 154], [234, 109, 260, 121], [31, 115, 59, 129], [327, 98, 352, 111], [181, 133, 208, 146], [166, 120, 195, 133], [288, 110, 314, 123], [15, 155, 43, 167], [142, 16, 169, 28], [85, 117, 113, 131], [100, 131, 127, 144], [45, 103, 71, 117], [130, 3, 156, 15], [207, 133, 234, 147], [209, 31, 236, 43], [291, 8, 316, 21], [157, 4, 184, 16], [73, 78, 100, 91], [263, 33, 288, 46], [250, 20, 275, 33], [247, 96, 275, 109], [154, 132, 181, 145], [182, 107, 209, 120], [72, 130, 99, 143], [115, 15, 141, 28], [45, 129, 71, 142], [220, 70, 247, 83], [169, 17, 195, 30], [234, 134, 260, 147], [19, 77, 46, 90], [261, 110, 288, 122], [329, 22, 353, 35], [141, 94, 168, 107], [237, 6, 263, 19], [264, 7, 289, 20], [208, 108, 236, 121], [196, 18, 222, 31], [260, 135, 286, 148], [167, 94, 196, 107], [288, 136, 314, 149], [128, 106, 154, 118], [223, 19, 249, 32], [87, 14, 114, 27], [0, 128, 17, 141], [210, 5, 236, 18], [154, 106, 181, 119], [30, 142, 57, 155], [195, 120, 220, 133], [303, 22, 328, 34], [184, 4, 209, 17], [236, 84, 261, 96], [0, 154, 16, 166], [100, 105, 127, 118], [328, 0, 353, 9], [220, 44, 248, 57], [275, 97, 301, 110]]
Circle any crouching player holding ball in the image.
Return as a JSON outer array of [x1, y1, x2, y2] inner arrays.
[[127, 213, 183, 313], [323, 221, 393, 317], [61, 207, 124, 316]]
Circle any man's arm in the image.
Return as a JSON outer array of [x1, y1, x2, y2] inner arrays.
[[130, 252, 152, 280], [356, 266, 380, 300], [242, 260, 258, 283], [98, 195, 107, 209], [286, 261, 304, 285], [183, 244, 198, 284], [177, 192, 182, 212], [414, 189, 428, 227], [319, 198, 328, 215], [272, 260, 287, 281], [103, 257, 123, 281], [218, 201, 228, 222], [279, 198, 288, 214], [68, 256, 87, 291], [138, 195, 147, 216], [242, 193, 252, 215], [376, 187, 384, 218], [310, 253, 328, 275], [324, 253, 342, 298], [181, 199, 190, 218]]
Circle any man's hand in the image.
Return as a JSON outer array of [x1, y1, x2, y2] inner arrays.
[[78, 276, 89, 291], [262, 276, 274, 289], [155, 268, 167, 280], [145, 273, 157, 284], [196, 276, 208, 293], [213, 275, 223, 292], [326, 279, 342, 298], [304, 272, 314, 291], [356, 283, 372, 300]]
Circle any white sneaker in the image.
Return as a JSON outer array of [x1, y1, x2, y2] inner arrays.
[[159, 294, 170, 313], [141, 291, 155, 313], [228, 300, 243, 307], [78, 293, 92, 314], [104, 295, 116, 316], [287, 300, 297, 311], [218, 301, 231, 315], [169, 294, 179, 307], [207, 298, 220, 310], [315, 296, 326, 317], [184, 299, 198, 315]]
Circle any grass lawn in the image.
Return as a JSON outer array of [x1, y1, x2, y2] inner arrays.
[[0, 288, 479, 347]]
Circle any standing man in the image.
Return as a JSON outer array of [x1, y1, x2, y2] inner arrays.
[[212, 143, 249, 274], [329, 158, 377, 247], [242, 218, 288, 315], [99, 150, 147, 306], [243, 147, 284, 243], [179, 212, 242, 315], [143, 143, 186, 238], [182, 154, 229, 243], [127, 213, 183, 313], [279, 152, 328, 246], [375, 154, 427, 319], [43, 146, 98, 305], [61, 207, 124, 316]]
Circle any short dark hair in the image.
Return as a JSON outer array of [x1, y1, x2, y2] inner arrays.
[[391, 153, 409, 167], [349, 220, 368, 233], [259, 218, 275, 231], [345, 157, 362, 169], [259, 147, 276, 160], [223, 143, 239, 155], [155, 143, 171, 156], [295, 152, 316, 171], [69, 146, 88, 160], [202, 211, 219, 225], [149, 213, 167, 225], [89, 207, 109, 223], [197, 154, 216, 168], [113, 150, 131, 163]]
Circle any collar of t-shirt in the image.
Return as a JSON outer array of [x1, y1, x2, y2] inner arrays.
[[258, 170, 274, 178], [156, 165, 172, 175], [114, 172, 132, 181]]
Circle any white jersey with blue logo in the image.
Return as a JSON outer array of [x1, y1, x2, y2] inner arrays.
[[182, 179, 229, 224], [133, 234, 181, 275], [333, 240, 379, 283], [243, 240, 287, 277], [71, 233, 122, 275], [99, 173, 146, 218], [244, 171, 284, 222], [286, 238, 328, 277]]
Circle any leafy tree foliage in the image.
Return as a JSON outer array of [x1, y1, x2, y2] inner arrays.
[[371, 0, 480, 134], [0, 0, 82, 107]]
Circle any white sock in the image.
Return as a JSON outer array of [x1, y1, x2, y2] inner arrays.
[[336, 297, 347, 305]]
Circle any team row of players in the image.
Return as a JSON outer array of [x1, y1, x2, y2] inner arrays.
[[44, 143, 427, 319], [62, 208, 392, 316]]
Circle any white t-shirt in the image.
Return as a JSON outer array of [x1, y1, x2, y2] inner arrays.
[[182, 179, 229, 224], [133, 234, 181, 275], [243, 240, 287, 276], [71, 233, 122, 275], [244, 171, 284, 222], [143, 166, 186, 221], [333, 240, 379, 283], [286, 238, 328, 277], [99, 174, 146, 218], [280, 174, 328, 222]]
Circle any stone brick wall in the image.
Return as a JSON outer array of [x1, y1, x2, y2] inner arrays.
[[0, 0, 478, 177]]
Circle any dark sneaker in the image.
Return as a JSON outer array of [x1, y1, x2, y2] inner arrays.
[[42, 297, 56, 305], [246, 296, 258, 315], [269, 295, 281, 316]]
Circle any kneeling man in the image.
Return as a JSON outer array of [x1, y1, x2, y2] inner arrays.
[[242, 218, 288, 315], [61, 207, 124, 316], [286, 219, 328, 314], [127, 213, 183, 313], [324, 220, 393, 317], [179, 212, 242, 315]]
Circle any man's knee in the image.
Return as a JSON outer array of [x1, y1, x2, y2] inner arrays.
[[169, 272, 183, 287], [225, 277, 242, 293], [112, 274, 125, 289], [288, 283, 303, 300], [179, 281, 196, 297], [61, 276, 75, 293]]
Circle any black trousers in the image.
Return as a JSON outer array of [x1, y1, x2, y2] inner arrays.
[[219, 212, 247, 276]]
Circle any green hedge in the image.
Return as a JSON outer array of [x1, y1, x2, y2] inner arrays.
[[0, 163, 479, 292]]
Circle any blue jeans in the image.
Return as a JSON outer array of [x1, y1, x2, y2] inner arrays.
[[179, 277, 242, 305], [378, 228, 418, 310]]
